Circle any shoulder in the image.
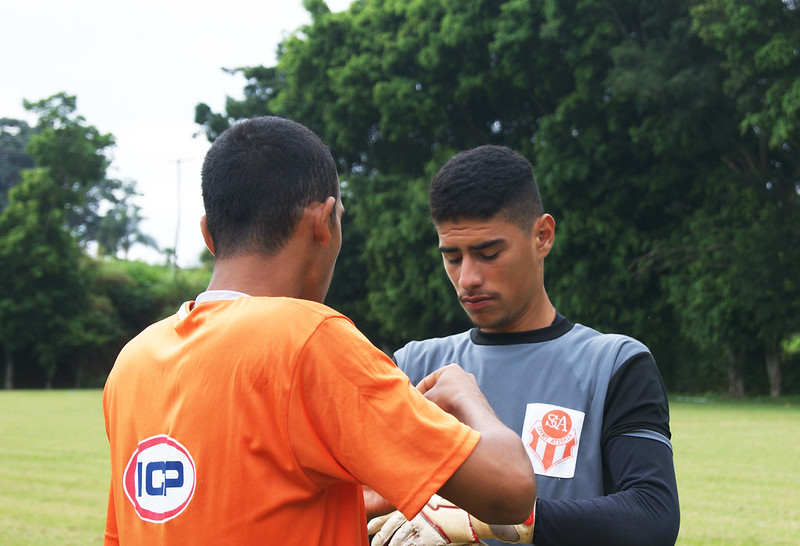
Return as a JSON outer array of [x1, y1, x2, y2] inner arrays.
[[243, 296, 347, 320], [395, 330, 472, 360], [570, 323, 650, 361], [118, 312, 179, 352], [202, 297, 354, 336]]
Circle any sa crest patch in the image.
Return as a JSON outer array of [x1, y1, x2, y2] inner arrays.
[[522, 403, 584, 478]]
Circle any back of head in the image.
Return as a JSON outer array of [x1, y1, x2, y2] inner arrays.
[[201, 116, 339, 258], [429, 145, 543, 231]]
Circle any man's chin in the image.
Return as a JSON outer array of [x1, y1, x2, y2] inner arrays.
[[464, 310, 506, 331]]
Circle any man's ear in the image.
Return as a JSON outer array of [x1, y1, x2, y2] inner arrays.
[[534, 213, 555, 257], [312, 196, 337, 246], [200, 215, 215, 255]]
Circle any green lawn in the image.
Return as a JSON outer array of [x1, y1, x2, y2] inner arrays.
[[0, 390, 108, 545], [671, 397, 800, 544], [1, 391, 798, 544]]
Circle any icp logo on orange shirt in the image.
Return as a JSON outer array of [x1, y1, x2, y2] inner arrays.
[[123, 434, 196, 523]]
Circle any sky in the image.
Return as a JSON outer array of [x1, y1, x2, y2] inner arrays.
[[1, 0, 352, 267]]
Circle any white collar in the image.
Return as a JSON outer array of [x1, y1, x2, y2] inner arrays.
[[177, 290, 251, 319], [195, 290, 251, 304]]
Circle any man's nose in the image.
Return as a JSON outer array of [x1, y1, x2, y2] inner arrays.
[[458, 257, 483, 290]]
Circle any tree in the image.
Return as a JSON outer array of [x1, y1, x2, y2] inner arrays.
[[690, 0, 800, 149], [1, 94, 158, 387], [677, 0, 800, 396], [23, 93, 156, 256], [0, 118, 36, 212], [93, 179, 159, 258], [338, 174, 467, 347], [504, 0, 740, 390], [0, 169, 90, 388], [195, 0, 800, 393], [66, 259, 211, 388]]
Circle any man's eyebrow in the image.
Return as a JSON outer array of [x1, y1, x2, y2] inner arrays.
[[438, 239, 505, 253]]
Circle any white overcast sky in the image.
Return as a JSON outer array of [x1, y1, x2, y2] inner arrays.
[[0, 0, 352, 267]]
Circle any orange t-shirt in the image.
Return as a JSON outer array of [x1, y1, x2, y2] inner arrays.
[[103, 296, 479, 545]]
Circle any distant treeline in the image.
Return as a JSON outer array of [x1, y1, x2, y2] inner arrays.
[[197, 0, 800, 397], [3, 0, 800, 396]]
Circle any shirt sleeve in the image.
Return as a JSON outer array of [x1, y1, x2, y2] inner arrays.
[[288, 316, 480, 519], [603, 352, 672, 446], [532, 434, 680, 545]]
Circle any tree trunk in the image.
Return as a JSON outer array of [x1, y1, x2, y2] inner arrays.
[[726, 349, 745, 399], [3, 345, 12, 390], [765, 345, 781, 398]]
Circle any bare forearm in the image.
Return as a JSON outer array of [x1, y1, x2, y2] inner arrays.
[[439, 426, 536, 524], [417, 364, 537, 523]]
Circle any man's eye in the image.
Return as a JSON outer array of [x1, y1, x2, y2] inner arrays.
[[481, 252, 500, 261], [444, 255, 462, 265]]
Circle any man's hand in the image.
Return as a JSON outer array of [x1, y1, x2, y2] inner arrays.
[[412, 363, 537, 525], [368, 494, 534, 546], [416, 363, 494, 419]]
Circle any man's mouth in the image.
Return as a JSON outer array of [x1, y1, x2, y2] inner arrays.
[[460, 295, 492, 311]]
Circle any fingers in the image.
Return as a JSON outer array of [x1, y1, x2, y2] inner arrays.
[[416, 368, 442, 395], [370, 511, 407, 546], [416, 363, 461, 395], [367, 511, 395, 535], [387, 519, 425, 546], [415, 363, 492, 419]]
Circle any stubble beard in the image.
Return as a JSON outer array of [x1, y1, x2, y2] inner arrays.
[[462, 304, 513, 332]]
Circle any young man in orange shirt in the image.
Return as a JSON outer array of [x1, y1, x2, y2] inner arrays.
[[103, 117, 536, 545]]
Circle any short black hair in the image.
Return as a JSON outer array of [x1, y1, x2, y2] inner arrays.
[[201, 116, 339, 258], [429, 145, 543, 232]]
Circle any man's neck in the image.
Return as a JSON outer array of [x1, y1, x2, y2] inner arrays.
[[206, 253, 308, 299]]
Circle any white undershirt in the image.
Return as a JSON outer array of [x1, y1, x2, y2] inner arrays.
[[177, 290, 251, 319], [195, 290, 251, 304]]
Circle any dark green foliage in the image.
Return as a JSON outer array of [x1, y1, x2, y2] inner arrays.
[[0, 169, 90, 388], [4, 258, 210, 389], [2, 2, 794, 394], [0, 94, 167, 388], [337, 174, 468, 350], [22, 93, 156, 256], [68, 260, 210, 388], [190, 0, 800, 395], [0, 118, 36, 212]]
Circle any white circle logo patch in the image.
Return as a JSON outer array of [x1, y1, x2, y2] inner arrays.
[[123, 434, 196, 523]]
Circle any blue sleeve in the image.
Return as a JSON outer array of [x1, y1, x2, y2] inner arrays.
[[532, 435, 680, 545]]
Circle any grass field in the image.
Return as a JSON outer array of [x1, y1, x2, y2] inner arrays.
[[670, 397, 800, 545], [0, 390, 108, 546], [1, 391, 798, 544]]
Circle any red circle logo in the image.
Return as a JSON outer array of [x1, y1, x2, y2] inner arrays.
[[541, 409, 572, 439]]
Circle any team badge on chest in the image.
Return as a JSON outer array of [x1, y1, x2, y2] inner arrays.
[[521, 403, 585, 478]]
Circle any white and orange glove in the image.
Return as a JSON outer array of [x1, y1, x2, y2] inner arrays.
[[368, 494, 534, 546]]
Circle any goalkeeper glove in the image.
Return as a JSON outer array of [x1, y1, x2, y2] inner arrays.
[[368, 494, 534, 546]]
